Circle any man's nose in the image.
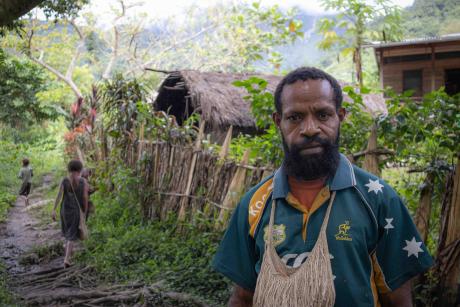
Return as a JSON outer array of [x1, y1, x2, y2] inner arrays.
[[300, 117, 320, 137]]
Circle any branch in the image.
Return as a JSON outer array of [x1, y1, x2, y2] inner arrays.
[[144, 68, 174, 74], [66, 19, 85, 80], [102, 1, 126, 79], [29, 55, 83, 98], [126, 23, 217, 75]]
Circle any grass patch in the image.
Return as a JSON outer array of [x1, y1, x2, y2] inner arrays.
[[19, 242, 64, 265], [0, 192, 16, 223], [0, 261, 17, 305]]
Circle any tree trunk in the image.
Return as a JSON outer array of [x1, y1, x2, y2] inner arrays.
[[0, 0, 44, 26], [443, 155, 460, 305], [435, 154, 460, 306], [414, 171, 435, 243], [363, 124, 380, 176], [354, 47, 363, 88]]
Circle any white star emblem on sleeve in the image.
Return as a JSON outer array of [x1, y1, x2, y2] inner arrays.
[[402, 237, 424, 258], [365, 179, 384, 194], [384, 218, 394, 230]]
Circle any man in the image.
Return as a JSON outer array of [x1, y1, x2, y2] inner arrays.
[[212, 67, 432, 306], [18, 158, 33, 206]]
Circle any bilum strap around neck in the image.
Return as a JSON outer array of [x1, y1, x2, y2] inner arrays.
[[253, 185, 336, 307]]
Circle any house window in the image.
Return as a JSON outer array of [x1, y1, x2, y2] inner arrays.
[[403, 69, 423, 96], [445, 68, 460, 96]]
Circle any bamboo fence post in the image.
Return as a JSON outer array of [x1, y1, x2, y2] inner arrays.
[[137, 122, 145, 162], [219, 126, 233, 161], [414, 171, 435, 243], [178, 121, 205, 221], [441, 154, 460, 305], [216, 149, 251, 229], [363, 124, 380, 176]]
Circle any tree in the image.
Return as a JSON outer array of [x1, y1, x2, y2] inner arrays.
[[0, 50, 60, 127], [0, 0, 88, 30], [124, 2, 303, 75], [316, 0, 402, 87]]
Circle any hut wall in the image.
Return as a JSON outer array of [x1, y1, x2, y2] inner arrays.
[[379, 42, 460, 97]]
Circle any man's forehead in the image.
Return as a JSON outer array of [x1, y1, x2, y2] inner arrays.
[[281, 79, 334, 103]]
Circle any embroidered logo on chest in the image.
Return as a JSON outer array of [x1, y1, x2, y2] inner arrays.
[[263, 224, 286, 247], [335, 220, 352, 241]]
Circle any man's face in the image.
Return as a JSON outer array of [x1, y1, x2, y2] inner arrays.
[[273, 79, 345, 180]]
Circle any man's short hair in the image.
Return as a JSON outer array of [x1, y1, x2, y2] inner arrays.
[[22, 158, 30, 167], [274, 67, 343, 114]]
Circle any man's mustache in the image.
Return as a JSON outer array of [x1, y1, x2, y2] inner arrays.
[[290, 135, 335, 150]]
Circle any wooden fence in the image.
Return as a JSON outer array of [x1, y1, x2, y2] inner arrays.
[[96, 122, 271, 228]]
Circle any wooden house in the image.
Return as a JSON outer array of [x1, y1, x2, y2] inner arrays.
[[366, 34, 460, 97]]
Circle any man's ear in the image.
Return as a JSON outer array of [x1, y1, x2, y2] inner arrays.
[[273, 112, 281, 127], [338, 107, 346, 122]]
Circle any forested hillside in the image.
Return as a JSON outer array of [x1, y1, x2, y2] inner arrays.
[[401, 0, 460, 37]]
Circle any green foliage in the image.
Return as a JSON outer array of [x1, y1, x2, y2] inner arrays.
[[233, 77, 274, 129], [227, 2, 303, 69], [340, 86, 374, 155], [0, 191, 16, 223], [318, 0, 403, 46], [0, 52, 60, 127], [102, 75, 147, 139], [79, 164, 231, 305], [0, 123, 65, 195], [317, 0, 402, 85], [0, 261, 16, 306], [381, 89, 459, 165], [401, 0, 460, 37], [231, 77, 283, 165], [39, 0, 89, 20]]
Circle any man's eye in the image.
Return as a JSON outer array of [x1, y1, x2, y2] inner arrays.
[[318, 112, 330, 121], [287, 114, 301, 121]]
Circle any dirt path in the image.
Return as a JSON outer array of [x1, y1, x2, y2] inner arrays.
[[0, 175, 210, 307], [0, 174, 61, 275]]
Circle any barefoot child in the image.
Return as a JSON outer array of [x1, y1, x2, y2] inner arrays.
[[18, 158, 33, 206], [52, 160, 89, 268]]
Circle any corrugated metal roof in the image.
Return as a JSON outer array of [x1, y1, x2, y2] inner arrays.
[[363, 33, 460, 49]]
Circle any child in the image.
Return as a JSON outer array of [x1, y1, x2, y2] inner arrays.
[[18, 158, 33, 206]]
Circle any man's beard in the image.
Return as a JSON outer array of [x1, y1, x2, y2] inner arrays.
[[282, 133, 340, 181]]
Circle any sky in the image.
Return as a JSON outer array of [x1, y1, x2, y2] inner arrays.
[[81, 0, 415, 24]]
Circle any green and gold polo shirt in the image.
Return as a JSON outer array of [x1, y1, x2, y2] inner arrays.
[[212, 154, 433, 306]]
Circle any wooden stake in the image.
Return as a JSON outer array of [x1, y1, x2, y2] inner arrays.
[[219, 126, 233, 160], [363, 124, 380, 176], [414, 172, 434, 243], [216, 149, 250, 228], [138, 122, 145, 162], [178, 121, 205, 221]]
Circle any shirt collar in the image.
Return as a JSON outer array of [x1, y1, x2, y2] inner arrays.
[[272, 153, 356, 199]]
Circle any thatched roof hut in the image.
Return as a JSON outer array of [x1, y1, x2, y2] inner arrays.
[[154, 70, 385, 141]]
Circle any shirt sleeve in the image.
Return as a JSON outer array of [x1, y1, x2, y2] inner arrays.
[[373, 194, 433, 293], [212, 200, 258, 291]]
